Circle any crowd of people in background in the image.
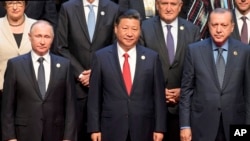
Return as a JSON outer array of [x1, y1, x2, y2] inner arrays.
[[0, 0, 250, 141]]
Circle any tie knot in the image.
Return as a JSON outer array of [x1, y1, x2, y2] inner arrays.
[[38, 57, 44, 63], [217, 48, 224, 54], [123, 53, 129, 59], [241, 16, 247, 22], [166, 25, 172, 31], [88, 4, 94, 11]]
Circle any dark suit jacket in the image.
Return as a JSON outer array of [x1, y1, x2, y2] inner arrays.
[[231, 9, 250, 44], [179, 38, 250, 141], [57, 0, 119, 99], [140, 16, 200, 114], [0, 1, 58, 28], [2, 53, 76, 141], [87, 44, 166, 141]]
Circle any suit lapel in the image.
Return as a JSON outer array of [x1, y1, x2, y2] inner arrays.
[[44, 54, 60, 99], [174, 18, 185, 67], [200, 39, 221, 89], [74, 0, 90, 42], [108, 44, 128, 97], [131, 46, 146, 97], [92, 0, 109, 43], [22, 53, 43, 99], [2, 16, 19, 50], [222, 38, 239, 89], [153, 17, 171, 67]]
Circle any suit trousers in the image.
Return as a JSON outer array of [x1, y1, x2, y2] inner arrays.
[[215, 115, 226, 141], [76, 98, 91, 141], [164, 111, 180, 141], [126, 132, 131, 141]]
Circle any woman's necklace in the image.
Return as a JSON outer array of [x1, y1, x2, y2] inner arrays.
[[9, 18, 25, 27]]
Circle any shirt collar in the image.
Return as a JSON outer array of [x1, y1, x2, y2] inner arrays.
[[83, 0, 99, 7], [212, 40, 229, 51], [235, 8, 250, 20], [117, 43, 136, 58], [31, 50, 50, 63], [160, 18, 178, 29]]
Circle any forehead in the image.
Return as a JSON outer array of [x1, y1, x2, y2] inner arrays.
[[31, 23, 53, 34], [157, 0, 180, 3], [209, 12, 232, 23], [118, 18, 140, 26]]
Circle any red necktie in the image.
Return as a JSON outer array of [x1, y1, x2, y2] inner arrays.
[[123, 53, 132, 95]]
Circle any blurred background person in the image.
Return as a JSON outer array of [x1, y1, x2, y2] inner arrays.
[[186, 0, 234, 39], [0, 1, 36, 140], [56, 0, 119, 140], [231, 0, 250, 44], [0, 0, 57, 28], [140, 0, 200, 141], [111, 0, 189, 20]]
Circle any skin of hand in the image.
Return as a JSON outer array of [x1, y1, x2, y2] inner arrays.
[[91, 132, 101, 141], [165, 88, 180, 104], [153, 132, 164, 141], [78, 69, 91, 87], [180, 128, 192, 141], [8, 140, 17, 141]]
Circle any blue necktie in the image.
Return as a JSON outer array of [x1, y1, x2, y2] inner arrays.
[[38, 57, 46, 98], [166, 25, 175, 64], [216, 48, 225, 88], [87, 4, 95, 42]]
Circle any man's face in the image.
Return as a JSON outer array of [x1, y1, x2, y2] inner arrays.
[[115, 18, 140, 51], [156, 0, 183, 24], [235, 0, 250, 15], [29, 23, 54, 56], [208, 12, 234, 46]]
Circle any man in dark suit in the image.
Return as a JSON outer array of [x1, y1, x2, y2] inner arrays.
[[1, 20, 76, 141], [0, 1, 58, 28], [180, 8, 250, 141], [56, 0, 119, 140], [140, 0, 200, 141], [231, 0, 250, 44], [87, 9, 166, 141]]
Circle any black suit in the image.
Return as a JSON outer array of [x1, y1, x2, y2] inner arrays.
[[180, 38, 250, 141], [88, 44, 166, 141], [140, 16, 200, 141], [56, 0, 119, 140], [1, 53, 76, 141]]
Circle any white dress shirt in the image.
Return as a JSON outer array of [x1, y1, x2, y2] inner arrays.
[[235, 8, 250, 42], [83, 0, 99, 23], [117, 43, 136, 83], [161, 18, 178, 54], [31, 51, 51, 91]]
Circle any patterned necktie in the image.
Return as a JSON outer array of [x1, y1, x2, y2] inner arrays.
[[122, 53, 132, 95], [241, 16, 248, 44], [87, 4, 95, 42], [38, 57, 46, 98], [166, 25, 175, 64], [216, 48, 225, 88]]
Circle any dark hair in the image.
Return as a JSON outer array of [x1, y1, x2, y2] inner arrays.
[[208, 8, 234, 23], [115, 9, 142, 25], [1, 0, 28, 7]]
